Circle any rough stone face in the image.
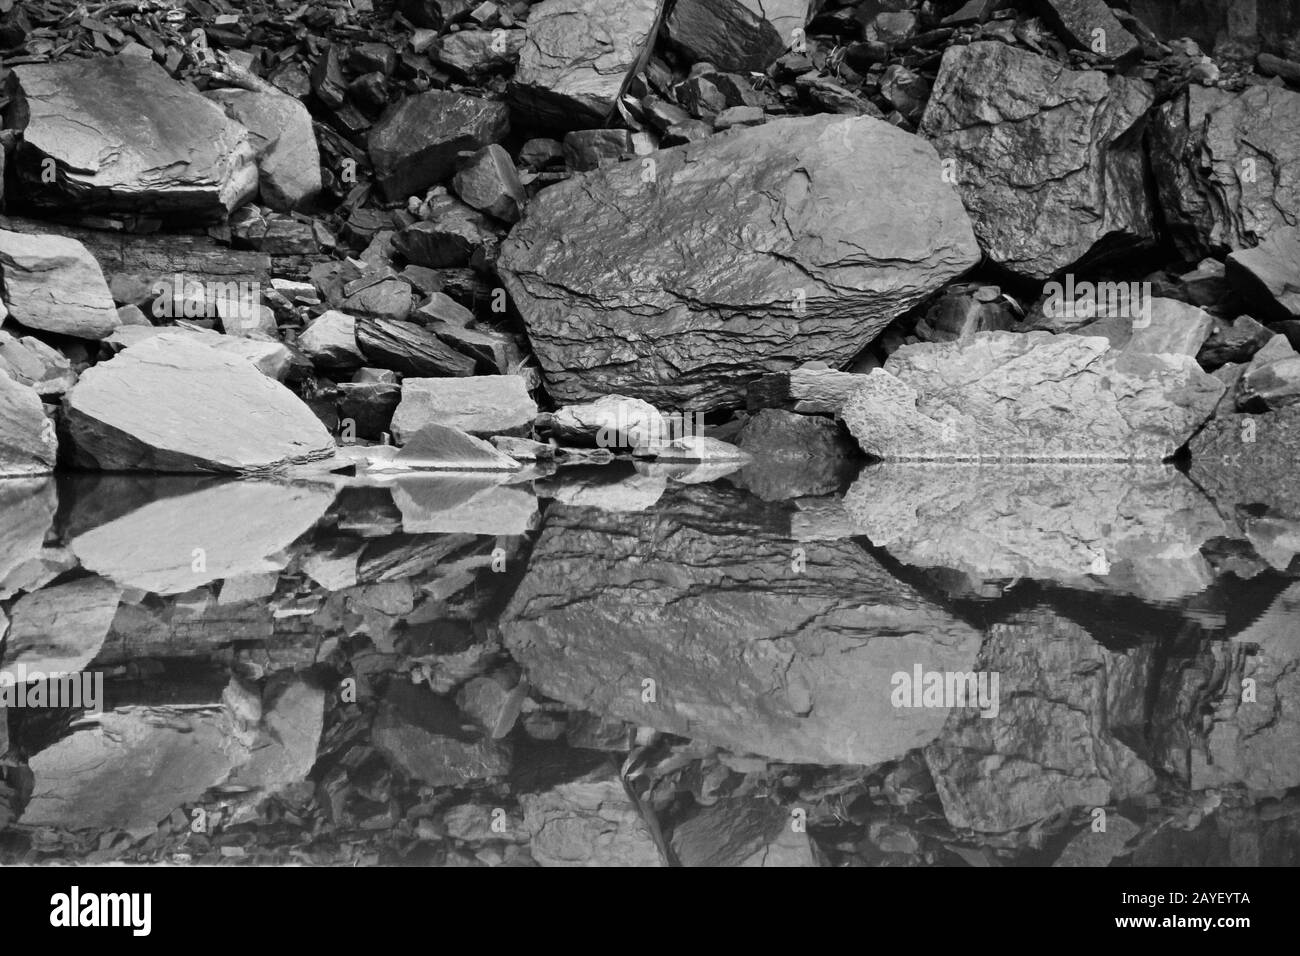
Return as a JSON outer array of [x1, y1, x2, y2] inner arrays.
[[388, 423, 522, 471], [14, 57, 258, 219], [204, 88, 323, 211], [356, 316, 475, 377], [65, 335, 336, 473], [501, 485, 983, 765], [1151, 84, 1300, 260], [1, 576, 122, 677], [1226, 227, 1300, 322], [1036, 0, 1139, 57], [0, 331, 77, 396], [521, 766, 664, 866], [372, 681, 510, 787], [919, 41, 1156, 279], [367, 91, 510, 200], [0, 230, 119, 339], [0, 370, 58, 477], [671, 797, 816, 867], [665, 0, 785, 73], [1237, 335, 1300, 410], [500, 114, 979, 409], [1072, 296, 1215, 358], [541, 394, 664, 448], [297, 310, 364, 369], [452, 144, 526, 223], [435, 28, 526, 80], [841, 332, 1224, 461], [508, 0, 664, 131], [391, 376, 537, 442], [0, 480, 56, 592], [733, 408, 859, 500], [1189, 405, 1300, 521]]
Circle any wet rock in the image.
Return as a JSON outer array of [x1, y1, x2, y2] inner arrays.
[[297, 310, 364, 369], [65, 335, 336, 474], [14, 57, 257, 219], [1226, 227, 1300, 322], [1, 576, 122, 676], [561, 129, 632, 171], [356, 316, 476, 377], [452, 144, 526, 223], [665, 0, 785, 73], [69, 480, 334, 593], [1151, 84, 1300, 259], [540, 467, 667, 512], [539, 394, 665, 448], [520, 765, 665, 866], [391, 376, 537, 442], [391, 475, 539, 534], [0, 230, 119, 340], [842, 332, 1224, 461], [384, 423, 521, 470], [919, 42, 1156, 279], [368, 91, 510, 200], [926, 608, 1157, 833], [509, 0, 663, 131], [502, 485, 983, 764], [1237, 335, 1300, 410], [1036, 0, 1139, 58], [500, 115, 979, 409], [204, 89, 322, 212], [373, 681, 510, 787], [0, 370, 57, 477]]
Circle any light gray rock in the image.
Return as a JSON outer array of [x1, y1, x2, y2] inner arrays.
[[672, 797, 817, 867], [919, 41, 1156, 279], [1071, 296, 1215, 358], [500, 115, 979, 409], [14, 57, 258, 219], [391, 375, 537, 441], [1226, 226, 1300, 322], [540, 394, 665, 448], [0, 479, 56, 589], [0, 369, 57, 477], [452, 144, 526, 222], [204, 88, 322, 211], [384, 423, 522, 471], [0, 331, 77, 396], [297, 310, 364, 369], [841, 332, 1224, 461], [65, 335, 336, 473], [0, 229, 119, 339], [1236, 334, 1300, 410], [391, 475, 539, 535], [1, 576, 122, 677], [520, 765, 665, 866], [1036, 0, 1140, 58]]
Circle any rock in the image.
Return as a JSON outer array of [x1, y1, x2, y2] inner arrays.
[[1053, 815, 1141, 867], [368, 91, 510, 200], [844, 463, 1227, 603], [919, 42, 1156, 279], [491, 435, 555, 460], [204, 89, 322, 211], [540, 467, 668, 512], [733, 408, 859, 500], [429, 323, 513, 373], [665, 0, 785, 73], [227, 678, 326, 792], [926, 608, 1156, 833], [391, 376, 537, 441], [0, 331, 75, 396], [395, 204, 498, 268], [0, 230, 119, 339], [915, 284, 1017, 344], [1199, 314, 1274, 370], [1226, 227, 1300, 322], [713, 105, 765, 129], [672, 797, 817, 867], [14, 57, 257, 219], [500, 115, 979, 410], [298, 310, 364, 369], [841, 332, 1224, 461], [521, 765, 665, 866], [106, 327, 292, 380], [1036, 0, 1139, 58], [356, 316, 476, 377], [501, 484, 983, 764], [452, 144, 526, 222], [520, 137, 566, 168], [415, 292, 474, 327], [341, 278, 414, 322], [2, 576, 122, 676], [386, 423, 522, 471], [1237, 334, 1300, 410], [69, 480, 334, 594], [1151, 84, 1300, 259], [1072, 296, 1215, 358], [1189, 405, 1300, 520], [335, 381, 401, 441], [539, 394, 664, 448], [373, 681, 510, 786], [562, 129, 632, 171], [65, 335, 336, 473], [633, 435, 751, 462], [747, 364, 868, 415], [0, 480, 56, 591], [391, 475, 539, 534], [435, 28, 526, 79], [509, 0, 663, 131], [0, 370, 57, 477]]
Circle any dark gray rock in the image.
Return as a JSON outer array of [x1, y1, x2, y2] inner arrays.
[[204, 88, 322, 212], [368, 91, 510, 200], [562, 129, 633, 171], [356, 316, 476, 377], [452, 144, 526, 222], [665, 0, 785, 73], [1226, 226, 1300, 322], [1035, 0, 1140, 58], [1237, 334, 1300, 411]]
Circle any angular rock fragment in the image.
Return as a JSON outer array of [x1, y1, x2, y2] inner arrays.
[[521, 765, 664, 866], [919, 41, 1156, 279], [373, 681, 510, 787], [1071, 296, 1215, 358], [64, 335, 336, 473], [0, 230, 119, 339], [1036, 0, 1139, 58], [0, 479, 56, 587], [1236, 335, 1300, 411], [1189, 405, 1300, 521], [500, 115, 979, 409], [391, 375, 537, 441], [205, 89, 322, 211], [562, 129, 632, 171], [297, 310, 364, 369], [386, 423, 522, 471], [1, 576, 122, 677], [0, 331, 76, 396], [368, 91, 510, 200], [1226, 227, 1300, 322], [733, 408, 860, 500], [538, 394, 664, 449], [452, 144, 526, 223], [672, 797, 816, 867], [842, 332, 1224, 461], [436, 28, 526, 79], [14, 57, 257, 219], [666, 0, 785, 73], [509, 0, 664, 131], [356, 316, 475, 377], [0, 370, 57, 477]]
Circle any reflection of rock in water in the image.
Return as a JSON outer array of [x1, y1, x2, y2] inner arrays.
[[502, 484, 983, 765]]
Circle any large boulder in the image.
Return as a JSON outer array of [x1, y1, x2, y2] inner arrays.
[[0, 230, 119, 339], [919, 41, 1156, 279], [841, 332, 1224, 461], [499, 115, 979, 410], [508, 0, 664, 131], [64, 335, 336, 473], [13, 57, 257, 219], [500, 484, 983, 765], [1150, 84, 1300, 260], [0, 370, 57, 477]]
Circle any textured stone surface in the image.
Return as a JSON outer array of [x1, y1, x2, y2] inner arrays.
[[1, 576, 122, 676], [842, 332, 1224, 461], [1189, 405, 1300, 520], [0, 370, 58, 477], [1227, 227, 1300, 322], [391, 376, 537, 441], [297, 310, 364, 369], [919, 42, 1156, 279], [500, 115, 979, 409], [14, 57, 257, 218], [204, 88, 322, 211], [501, 485, 983, 765], [0, 230, 119, 339], [1151, 84, 1300, 259], [665, 0, 785, 73], [0, 331, 77, 396], [368, 91, 510, 200], [521, 766, 664, 867], [452, 144, 526, 222], [1237, 335, 1300, 410], [1037, 0, 1139, 57], [391, 475, 539, 534], [65, 335, 336, 473], [508, 0, 664, 131], [356, 316, 475, 377]]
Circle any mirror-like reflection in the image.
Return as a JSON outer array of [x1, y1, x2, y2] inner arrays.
[[1, 459, 1298, 866]]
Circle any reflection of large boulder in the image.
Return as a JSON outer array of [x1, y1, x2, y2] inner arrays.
[[499, 115, 979, 409], [844, 464, 1228, 602], [1188, 405, 1300, 521], [501, 485, 983, 764], [0, 479, 56, 589], [926, 608, 1157, 833], [842, 332, 1224, 461], [1, 576, 122, 676], [390, 475, 540, 535]]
